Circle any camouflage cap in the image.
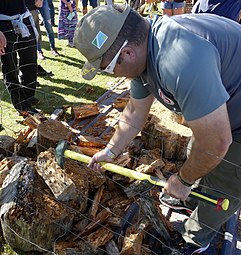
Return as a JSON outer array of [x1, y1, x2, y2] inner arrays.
[[74, 4, 131, 80]]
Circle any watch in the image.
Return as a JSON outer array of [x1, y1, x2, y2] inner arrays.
[[104, 148, 116, 159]]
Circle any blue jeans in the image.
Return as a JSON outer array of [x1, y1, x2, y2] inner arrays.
[[38, 0, 56, 51], [47, 0, 55, 24]]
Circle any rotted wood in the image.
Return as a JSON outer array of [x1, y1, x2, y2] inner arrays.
[[0, 159, 75, 252], [124, 180, 154, 198], [105, 240, 120, 255], [142, 101, 192, 160], [0, 135, 14, 156], [120, 218, 150, 255], [36, 148, 78, 202], [140, 196, 171, 240], [89, 185, 105, 220], [37, 119, 72, 155]]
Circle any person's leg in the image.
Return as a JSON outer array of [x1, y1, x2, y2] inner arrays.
[[18, 17, 38, 103], [183, 139, 241, 247], [39, 0, 59, 55], [173, 1, 185, 15], [90, 0, 98, 8], [160, 1, 173, 16], [47, 0, 55, 25], [82, 0, 88, 15], [0, 21, 33, 111]]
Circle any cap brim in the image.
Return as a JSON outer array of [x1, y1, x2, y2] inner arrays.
[[82, 58, 102, 80]]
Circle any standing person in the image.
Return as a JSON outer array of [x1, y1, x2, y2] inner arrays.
[[58, 0, 78, 47], [47, 0, 55, 25], [74, 4, 241, 254], [161, 0, 185, 15], [38, 0, 59, 59], [0, 0, 39, 115], [25, 0, 54, 77], [82, 0, 97, 15], [192, 0, 241, 22]]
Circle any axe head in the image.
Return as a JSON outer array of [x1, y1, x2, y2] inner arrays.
[[55, 140, 69, 168]]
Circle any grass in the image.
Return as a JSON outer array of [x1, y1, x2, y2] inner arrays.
[[0, 1, 121, 139]]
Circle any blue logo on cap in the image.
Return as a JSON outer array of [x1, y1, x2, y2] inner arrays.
[[92, 31, 108, 49]]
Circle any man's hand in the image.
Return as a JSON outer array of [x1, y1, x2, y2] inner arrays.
[[0, 32, 6, 55], [88, 149, 114, 172], [163, 174, 192, 201]]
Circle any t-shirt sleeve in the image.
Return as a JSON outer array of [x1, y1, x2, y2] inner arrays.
[[163, 40, 230, 121], [130, 76, 151, 99]]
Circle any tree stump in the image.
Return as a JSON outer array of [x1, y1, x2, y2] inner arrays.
[[37, 119, 72, 155], [0, 159, 75, 252], [142, 101, 192, 160]]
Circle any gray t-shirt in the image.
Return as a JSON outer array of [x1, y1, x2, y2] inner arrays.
[[130, 14, 241, 139]]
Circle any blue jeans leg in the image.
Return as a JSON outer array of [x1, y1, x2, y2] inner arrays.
[[39, 0, 56, 50], [47, 0, 55, 25]]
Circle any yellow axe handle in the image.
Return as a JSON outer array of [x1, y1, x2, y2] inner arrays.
[[63, 150, 229, 211]]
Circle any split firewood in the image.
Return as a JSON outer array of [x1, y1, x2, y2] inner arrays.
[[112, 97, 130, 109], [70, 145, 101, 157], [24, 114, 42, 129], [0, 135, 15, 156], [120, 218, 150, 255], [0, 158, 14, 186], [142, 101, 192, 160], [36, 149, 78, 202], [71, 103, 100, 120], [105, 240, 120, 255], [14, 126, 32, 144], [89, 185, 105, 220], [85, 225, 114, 249], [77, 135, 106, 148], [140, 196, 170, 240], [76, 208, 112, 239], [27, 129, 38, 148], [106, 217, 122, 228]]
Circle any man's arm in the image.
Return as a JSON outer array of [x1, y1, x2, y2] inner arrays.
[[0, 32, 6, 55], [164, 103, 232, 200], [88, 94, 154, 171]]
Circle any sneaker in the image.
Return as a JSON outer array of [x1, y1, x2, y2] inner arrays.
[[51, 48, 59, 57], [38, 51, 45, 60], [159, 192, 193, 216], [37, 65, 54, 77], [181, 243, 210, 255]]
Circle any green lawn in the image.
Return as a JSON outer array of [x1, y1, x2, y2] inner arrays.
[[0, 1, 119, 138]]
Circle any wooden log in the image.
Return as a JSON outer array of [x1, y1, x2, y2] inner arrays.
[[85, 225, 114, 249], [0, 159, 75, 252], [71, 103, 100, 120], [142, 101, 192, 160], [76, 208, 112, 239], [120, 218, 150, 255], [37, 119, 72, 154], [89, 185, 105, 220], [140, 196, 170, 240], [36, 148, 78, 202], [0, 158, 14, 187], [105, 240, 120, 255], [0, 135, 15, 156]]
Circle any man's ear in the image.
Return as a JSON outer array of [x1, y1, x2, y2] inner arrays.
[[121, 46, 136, 62]]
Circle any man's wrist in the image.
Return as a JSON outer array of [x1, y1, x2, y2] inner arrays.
[[177, 172, 194, 187], [104, 147, 117, 159]]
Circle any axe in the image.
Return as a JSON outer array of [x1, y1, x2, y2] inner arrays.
[[55, 140, 229, 211]]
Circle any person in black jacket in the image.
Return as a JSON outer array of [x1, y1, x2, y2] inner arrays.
[[0, 0, 39, 116]]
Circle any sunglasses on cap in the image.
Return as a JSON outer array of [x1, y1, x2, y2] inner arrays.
[[102, 40, 128, 74]]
